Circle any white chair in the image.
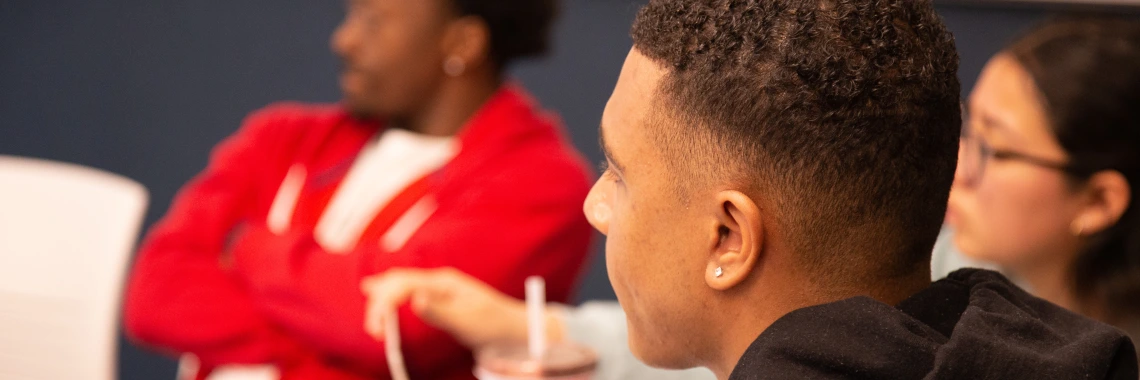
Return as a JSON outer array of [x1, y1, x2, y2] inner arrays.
[[0, 155, 148, 380]]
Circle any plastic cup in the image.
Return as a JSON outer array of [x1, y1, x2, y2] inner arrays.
[[473, 342, 597, 380]]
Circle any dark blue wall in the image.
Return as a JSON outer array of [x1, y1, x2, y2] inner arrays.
[[3, 1, 1127, 378]]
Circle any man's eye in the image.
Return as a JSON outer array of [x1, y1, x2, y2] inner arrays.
[[598, 160, 623, 184]]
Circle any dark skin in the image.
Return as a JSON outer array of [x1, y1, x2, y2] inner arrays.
[[331, 0, 502, 136]]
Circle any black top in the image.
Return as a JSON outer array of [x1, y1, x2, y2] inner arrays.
[[729, 269, 1137, 379]]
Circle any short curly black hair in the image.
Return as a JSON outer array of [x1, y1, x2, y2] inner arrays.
[[632, 0, 960, 281], [448, 0, 558, 68]]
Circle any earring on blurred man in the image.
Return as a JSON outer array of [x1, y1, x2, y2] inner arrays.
[[444, 56, 466, 77]]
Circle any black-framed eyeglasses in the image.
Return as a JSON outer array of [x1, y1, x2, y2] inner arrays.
[[958, 125, 1079, 185]]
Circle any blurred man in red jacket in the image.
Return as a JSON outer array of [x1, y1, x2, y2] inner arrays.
[[123, 0, 593, 379]]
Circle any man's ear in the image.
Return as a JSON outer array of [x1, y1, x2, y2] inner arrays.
[[705, 190, 764, 291], [440, 16, 492, 73]]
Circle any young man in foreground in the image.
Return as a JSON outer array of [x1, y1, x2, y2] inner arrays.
[[365, 1, 1138, 378]]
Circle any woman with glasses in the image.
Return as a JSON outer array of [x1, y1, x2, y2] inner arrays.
[[946, 17, 1140, 338]]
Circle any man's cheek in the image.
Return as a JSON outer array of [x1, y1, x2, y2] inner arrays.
[[605, 231, 638, 281]]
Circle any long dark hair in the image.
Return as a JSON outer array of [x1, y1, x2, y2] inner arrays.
[[1007, 17, 1140, 324]]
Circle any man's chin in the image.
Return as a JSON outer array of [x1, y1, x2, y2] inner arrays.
[[347, 108, 379, 122], [341, 99, 380, 121], [627, 326, 693, 370], [626, 332, 658, 367], [951, 233, 980, 260]]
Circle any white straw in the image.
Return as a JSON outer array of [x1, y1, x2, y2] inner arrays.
[[385, 310, 410, 380], [525, 276, 546, 359]]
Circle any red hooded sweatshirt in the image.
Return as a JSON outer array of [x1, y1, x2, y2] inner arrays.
[[124, 85, 595, 380]]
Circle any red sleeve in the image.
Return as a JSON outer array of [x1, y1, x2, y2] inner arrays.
[[378, 153, 595, 378], [123, 105, 313, 367]]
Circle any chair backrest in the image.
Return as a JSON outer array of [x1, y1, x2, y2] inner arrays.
[[0, 155, 148, 380]]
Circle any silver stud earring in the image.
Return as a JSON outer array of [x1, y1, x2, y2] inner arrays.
[[714, 267, 723, 278]]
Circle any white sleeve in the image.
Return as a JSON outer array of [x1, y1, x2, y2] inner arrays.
[[557, 301, 716, 380]]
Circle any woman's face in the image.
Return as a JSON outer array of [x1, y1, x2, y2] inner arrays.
[[947, 54, 1085, 271]]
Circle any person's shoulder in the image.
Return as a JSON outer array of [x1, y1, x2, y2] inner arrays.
[[930, 269, 1138, 379], [455, 87, 595, 198], [948, 268, 1129, 342], [460, 153, 592, 209], [728, 296, 942, 380], [241, 102, 347, 133], [492, 134, 593, 196], [214, 102, 353, 162], [443, 137, 592, 211]]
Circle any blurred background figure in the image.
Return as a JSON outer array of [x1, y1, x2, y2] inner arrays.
[[120, 0, 594, 379], [947, 17, 1140, 339]]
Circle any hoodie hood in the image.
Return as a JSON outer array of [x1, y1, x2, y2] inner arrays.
[[728, 269, 1137, 379]]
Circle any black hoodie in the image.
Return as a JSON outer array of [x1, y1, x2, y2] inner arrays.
[[728, 269, 1137, 379]]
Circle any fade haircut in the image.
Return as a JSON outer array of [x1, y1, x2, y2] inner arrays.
[[631, 0, 961, 282]]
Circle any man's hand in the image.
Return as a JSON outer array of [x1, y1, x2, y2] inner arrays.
[[361, 267, 564, 350]]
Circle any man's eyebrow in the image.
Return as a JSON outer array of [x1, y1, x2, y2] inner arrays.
[[598, 122, 626, 173]]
